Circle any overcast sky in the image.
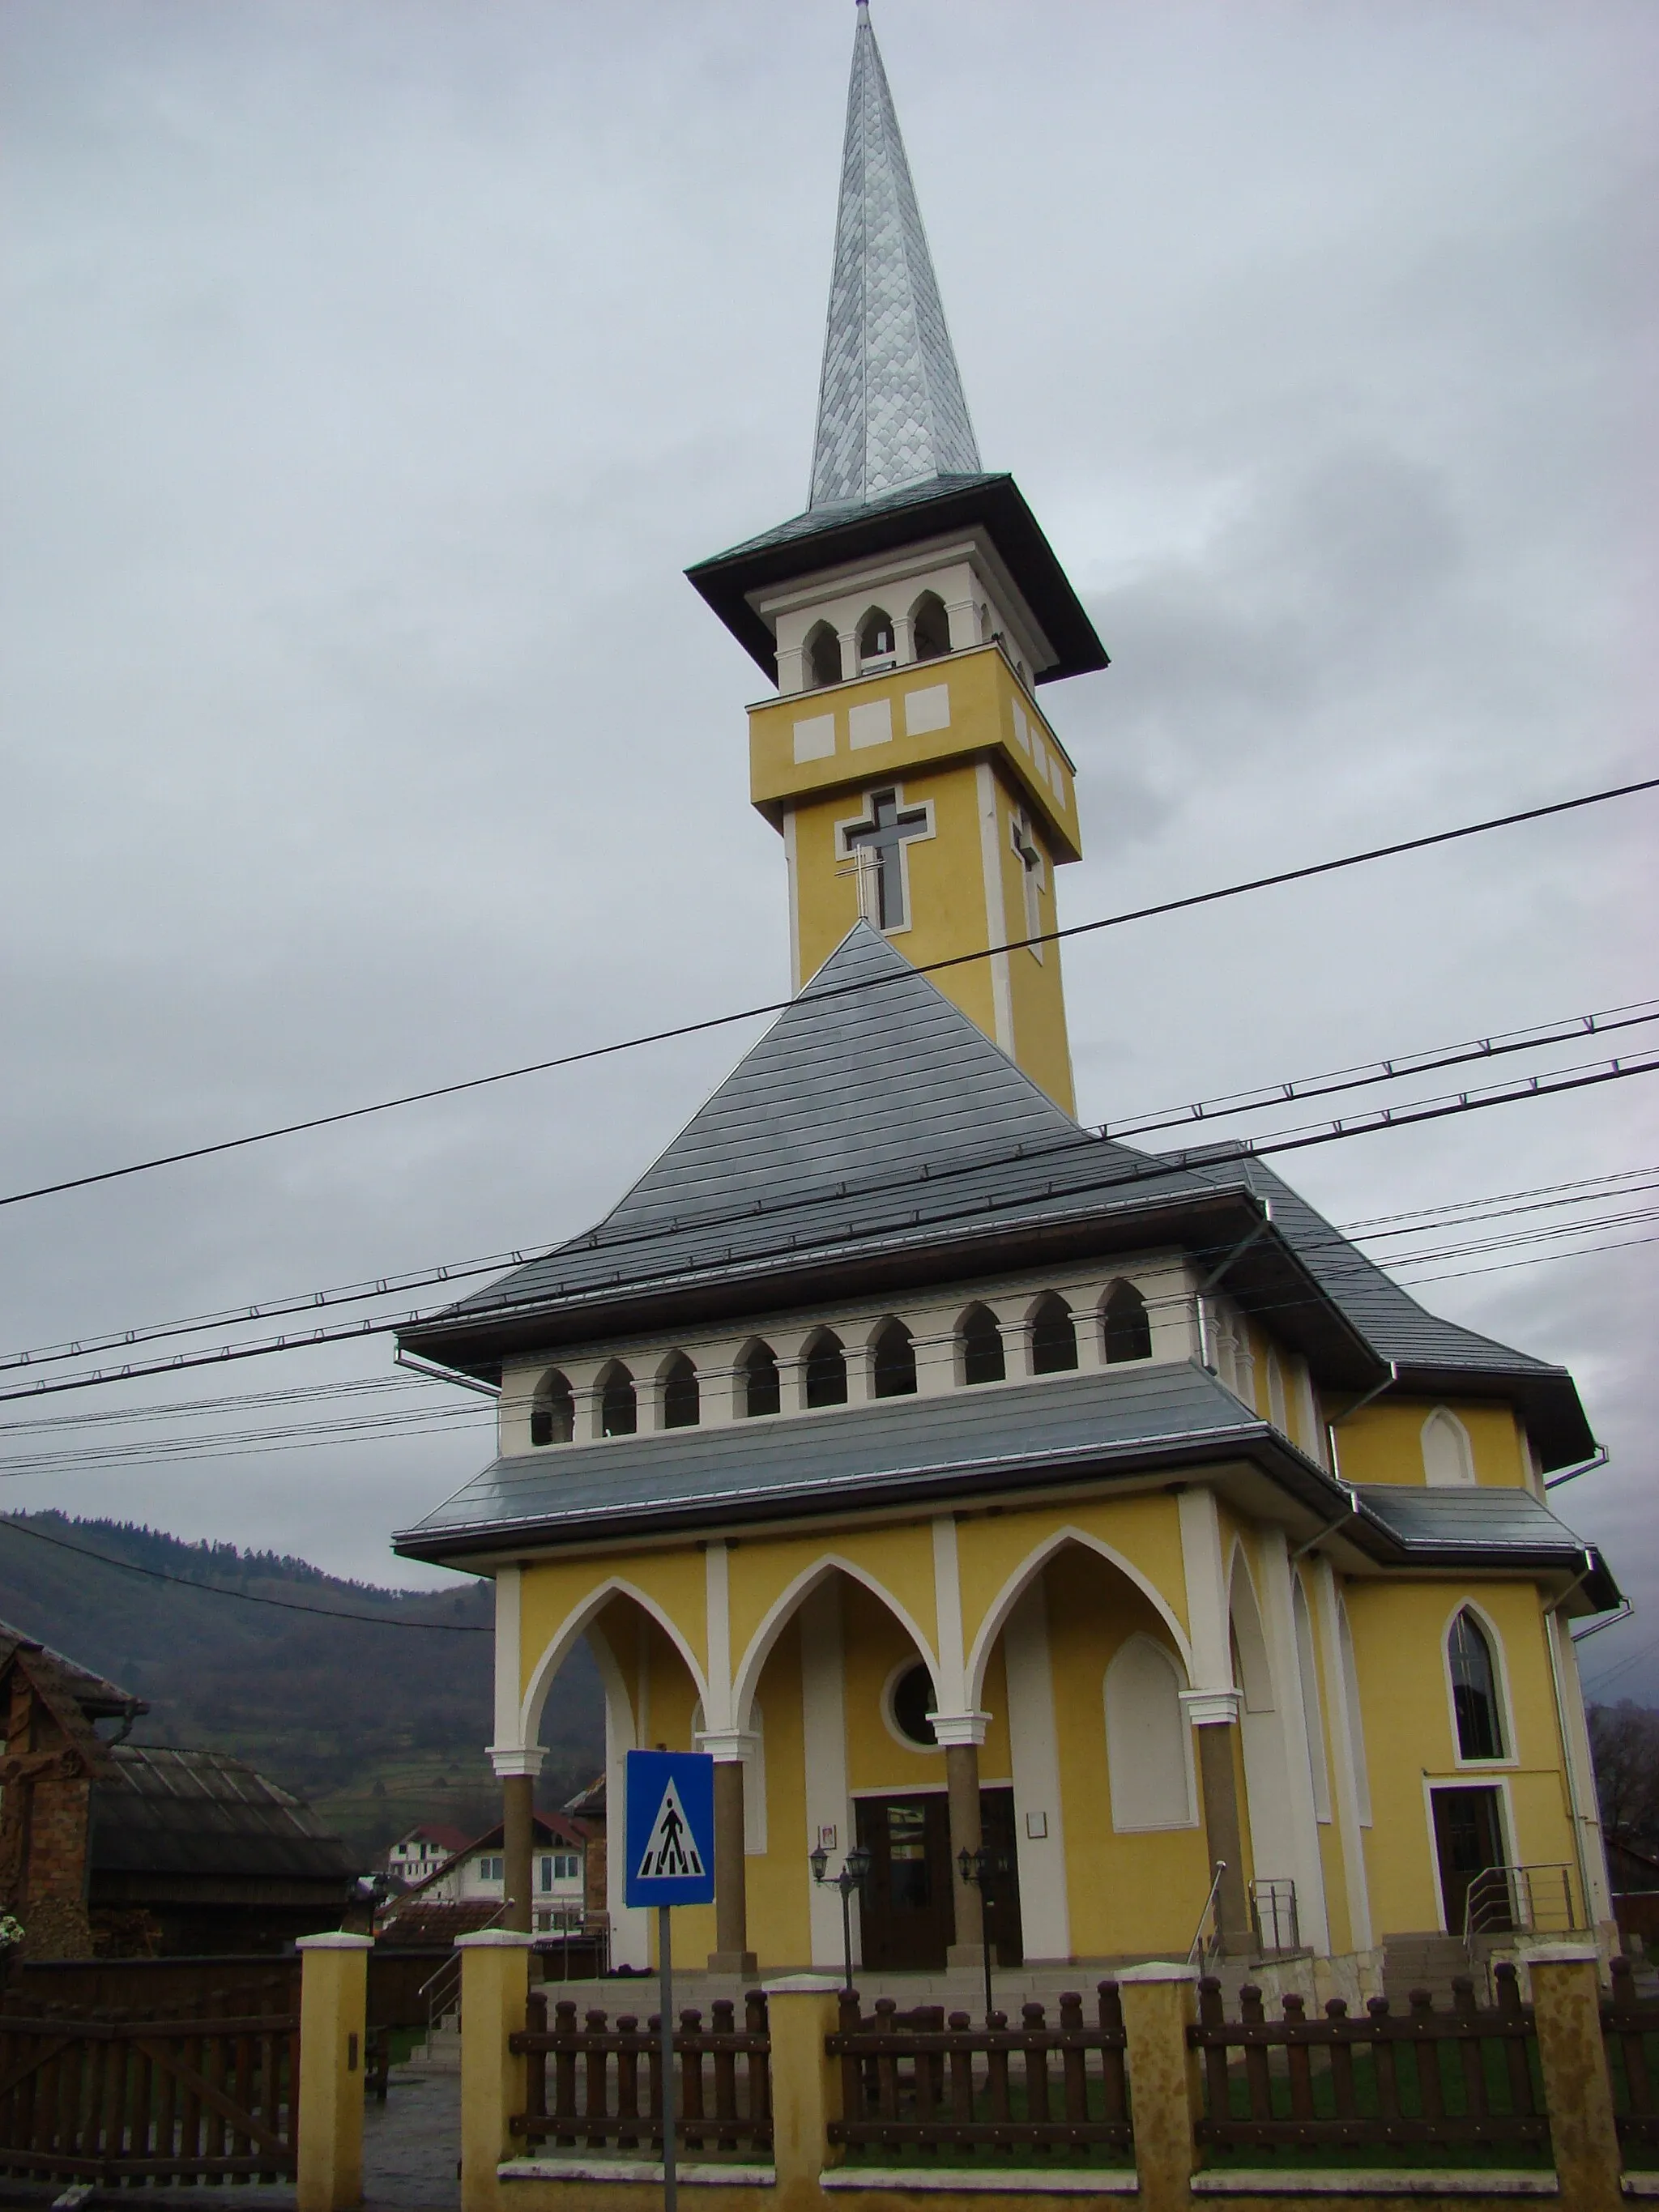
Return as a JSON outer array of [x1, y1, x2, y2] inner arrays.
[[2, 2, 1655, 1695]]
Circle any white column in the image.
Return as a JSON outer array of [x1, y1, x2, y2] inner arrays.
[[702, 1540, 734, 1733], [1311, 1558, 1374, 1952], [800, 1581, 855, 1969], [1176, 1487, 1232, 1694], [589, 1624, 647, 1971], [489, 1564, 524, 1758], [837, 628, 858, 680], [1004, 1579, 1070, 1962], [930, 1515, 969, 1717], [1256, 1531, 1331, 1954], [1546, 1609, 1614, 1927]]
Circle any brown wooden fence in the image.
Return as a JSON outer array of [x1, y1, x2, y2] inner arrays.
[[825, 1987, 1132, 2160], [1604, 1953, 1659, 2152], [1188, 1965, 1547, 2156], [509, 1990, 772, 2160], [0, 1997, 297, 2184]]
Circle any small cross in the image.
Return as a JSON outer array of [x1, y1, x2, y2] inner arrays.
[[842, 788, 930, 929]]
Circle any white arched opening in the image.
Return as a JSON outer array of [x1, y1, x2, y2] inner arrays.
[[519, 1577, 710, 1748], [1422, 1407, 1477, 1487], [1104, 1634, 1196, 1831], [731, 1554, 940, 1732], [966, 1524, 1194, 1711]]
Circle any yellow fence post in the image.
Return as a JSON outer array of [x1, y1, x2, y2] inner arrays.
[[296, 1931, 373, 2212], [458, 1929, 535, 2212], [1115, 1961, 1199, 2212], [763, 1973, 843, 2211], [1525, 1939, 1622, 2212]]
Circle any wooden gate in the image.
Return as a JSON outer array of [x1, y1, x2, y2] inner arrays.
[[0, 2002, 297, 2184]]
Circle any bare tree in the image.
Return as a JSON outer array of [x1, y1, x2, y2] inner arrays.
[[1589, 1703, 1659, 1855]]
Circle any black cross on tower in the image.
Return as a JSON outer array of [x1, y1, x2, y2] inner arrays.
[[842, 788, 930, 929]]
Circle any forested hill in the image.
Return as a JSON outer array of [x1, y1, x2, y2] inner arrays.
[[0, 1513, 603, 1857]]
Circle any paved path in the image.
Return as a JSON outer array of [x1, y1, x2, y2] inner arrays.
[[363, 2067, 461, 2209]]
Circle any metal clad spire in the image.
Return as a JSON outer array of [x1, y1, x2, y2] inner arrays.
[[809, 1, 982, 509]]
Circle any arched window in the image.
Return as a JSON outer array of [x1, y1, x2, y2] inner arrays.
[[858, 605, 895, 669], [872, 1319, 917, 1398], [662, 1353, 700, 1430], [529, 1370, 574, 1448], [1101, 1281, 1151, 1365], [741, 1341, 781, 1418], [598, 1362, 637, 1438], [1448, 1609, 1504, 1761], [1422, 1408, 1476, 1488], [911, 591, 949, 661], [959, 1303, 1005, 1386], [804, 621, 842, 690], [803, 1329, 848, 1409], [1030, 1293, 1078, 1375], [1104, 1636, 1194, 1831]]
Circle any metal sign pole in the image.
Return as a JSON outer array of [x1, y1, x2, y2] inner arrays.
[[659, 1903, 676, 2212]]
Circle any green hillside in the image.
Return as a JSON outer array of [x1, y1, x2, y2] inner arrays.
[[0, 1513, 603, 1859]]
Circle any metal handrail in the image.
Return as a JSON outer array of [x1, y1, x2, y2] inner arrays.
[[1188, 1861, 1228, 1968], [1462, 1861, 1580, 1951], [417, 1900, 510, 2042]]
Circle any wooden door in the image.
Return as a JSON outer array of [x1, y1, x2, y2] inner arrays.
[[855, 1794, 954, 1971], [979, 1787, 1025, 1968]]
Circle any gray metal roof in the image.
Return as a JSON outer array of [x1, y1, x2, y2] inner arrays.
[[809, 1, 980, 509], [407, 926, 1583, 1458], [394, 1357, 1615, 1612], [89, 1745, 357, 1883], [396, 1360, 1321, 1558]]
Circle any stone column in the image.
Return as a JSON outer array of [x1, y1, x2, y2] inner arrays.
[[1182, 1690, 1252, 1957], [491, 1747, 545, 1937], [699, 1731, 759, 1975], [932, 1714, 991, 1967], [1526, 1941, 1621, 2211]]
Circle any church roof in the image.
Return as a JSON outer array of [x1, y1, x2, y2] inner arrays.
[[808, 0, 980, 509], [392, 1356, 1614, 1609], [400, 923, 1592, 1466]]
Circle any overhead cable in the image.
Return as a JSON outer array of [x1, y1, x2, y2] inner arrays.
[[3, 774, 1654, 1217]]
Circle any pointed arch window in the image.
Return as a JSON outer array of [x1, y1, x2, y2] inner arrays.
[[858, 605, 896, 670], [1422, 1408, 1477, 1488], [1030, 1293, 1078, 1375], [959, 1303, 1005, 1387], [1102, 1281, 1151, 1365], [805, 621, 842, 691], [872, 1319, 917, 1398], [598, 1362, 637, 1438], [803, 1329, 848, 1409], [1448, 1609, 1505, 1762], [911, 591, 949, 662], [1104, 1636, 1195, 1831], [662, 1353, 700, 1430], [741, 1341, 782, 1419], [529, 1371, 574, 1448]]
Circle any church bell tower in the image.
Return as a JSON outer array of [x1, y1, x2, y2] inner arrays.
[[687, 0, 1107, 1114]]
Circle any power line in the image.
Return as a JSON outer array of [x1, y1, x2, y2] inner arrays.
[[4, 1047, 1655, 1410], [3, 989, 1651, 1386], [4, 774, 1654, 1217], [0, 1514, 489, 1630]]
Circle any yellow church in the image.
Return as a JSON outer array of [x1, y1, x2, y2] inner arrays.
[[395, 0, 1618, 1995]]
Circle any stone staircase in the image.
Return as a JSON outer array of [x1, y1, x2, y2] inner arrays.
[[1381, 1931, 1471, 2006], [398, 2008, 461, 2076]]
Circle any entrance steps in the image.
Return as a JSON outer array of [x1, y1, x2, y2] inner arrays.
[[1381, 1931, 1471, 2006], [399, 2010, 461, 2075]]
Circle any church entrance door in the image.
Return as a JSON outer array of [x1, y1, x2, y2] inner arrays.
[[855, 1794, 954, 1970], [1431, 1785, 1508, 1937], [979, 1787, 1024, 1968]]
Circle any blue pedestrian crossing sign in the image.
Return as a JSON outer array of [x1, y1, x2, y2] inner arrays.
[[624, 1750, 716, 1907]]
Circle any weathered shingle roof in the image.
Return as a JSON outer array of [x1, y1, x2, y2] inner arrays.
[[89, 1745, 356, 1883], [0, 1621, 147, 1724]]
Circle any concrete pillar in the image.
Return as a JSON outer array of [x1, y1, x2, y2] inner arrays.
[[763, 1975, 845, 2209], [494, 1763, 539, 1936], [1115, 1963, 1200, 2212], [708, 1753, 757, 1974], [1183, 1691, 1252, 1956], [1526, 1942, 1622, 2212], [456, 1930, 534, 2212], [942, 1737, 986, 1965], [296, 1932, 373, 2212]]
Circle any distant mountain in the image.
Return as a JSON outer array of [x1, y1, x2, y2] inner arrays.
[[0, 1513, 603, 1858]]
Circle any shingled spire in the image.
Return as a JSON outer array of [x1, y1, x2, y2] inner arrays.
[[808, 0, 982, 509]]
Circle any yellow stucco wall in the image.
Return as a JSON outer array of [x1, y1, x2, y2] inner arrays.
[[1346, 1577, 1575, 1936], [1334, 1398, 1530, 1489], [955, 1494, 1192, 1681]]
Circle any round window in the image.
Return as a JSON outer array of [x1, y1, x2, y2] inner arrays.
[[890, 1664, 938, 1749]]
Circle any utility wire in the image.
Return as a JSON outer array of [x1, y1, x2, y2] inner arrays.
[[3, 1050, 1655, 1412], [0, 1514, 488, 1630], [4, 774, 1654, 1217], [3, 991, 1651, 1384]]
